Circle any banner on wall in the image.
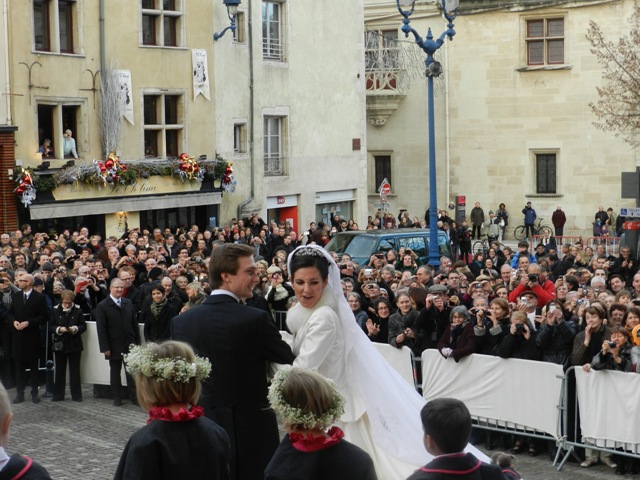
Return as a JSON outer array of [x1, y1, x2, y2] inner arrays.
[[116, 70, 134, 125], [192, 49, 211, 100]]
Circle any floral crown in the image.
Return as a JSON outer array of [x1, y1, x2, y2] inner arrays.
[[124, 344, 211, 383], [268, 368, 345, 431]]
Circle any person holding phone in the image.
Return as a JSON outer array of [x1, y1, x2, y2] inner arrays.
[[536, 302, 577, 371]]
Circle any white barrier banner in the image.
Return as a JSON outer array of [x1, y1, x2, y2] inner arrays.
[[576, 368, 640, 446], [421, 351, 563, 438], [80, 321, 146, 385]]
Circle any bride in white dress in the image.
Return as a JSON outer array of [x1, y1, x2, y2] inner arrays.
[[284, 245, 488, 479]]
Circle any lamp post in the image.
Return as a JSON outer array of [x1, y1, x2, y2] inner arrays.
[[213, 0, 241, 41], [395, 0, 458, 267]]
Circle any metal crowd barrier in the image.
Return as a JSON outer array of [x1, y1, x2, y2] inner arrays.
[[528, 235, 621, 259], [554, 366, 640, 471], [420, 351, 563, 450]]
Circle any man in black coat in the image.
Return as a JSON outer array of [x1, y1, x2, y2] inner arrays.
[[7, 274, 49, 404], [95, 278, 140, 406], [171, 243, 295, 480]]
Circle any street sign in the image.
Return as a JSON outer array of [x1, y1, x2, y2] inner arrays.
[[621, 208, 640, 218], [378, 178, 391, 204], [623, 221, 640, 230]]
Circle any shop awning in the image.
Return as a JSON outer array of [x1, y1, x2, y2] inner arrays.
[[28, 192, 222, 220]]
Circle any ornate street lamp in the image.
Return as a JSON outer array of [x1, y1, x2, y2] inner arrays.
[[396, 0, 459, 267], [213, 0, 241, 41]]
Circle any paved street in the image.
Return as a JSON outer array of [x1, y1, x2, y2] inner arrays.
[[5, 384, 625, 480]]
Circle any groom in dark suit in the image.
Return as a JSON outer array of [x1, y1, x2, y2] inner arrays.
[[172, 243, 294, 480], [95, 278, 140, 406], [8, 274, 49, 404]]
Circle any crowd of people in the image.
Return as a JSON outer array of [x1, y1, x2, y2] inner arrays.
[[0, 204, 637, 477]]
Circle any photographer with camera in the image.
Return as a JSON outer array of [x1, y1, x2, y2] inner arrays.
[[496, 310, 541, 361], [265, 266, 295, 315], [508, 263, 555, 307], [474, 298, 511, 355], [395, 250, 419, 275], [536, 301, 578, 371], [583, 326, 632, 373], [416, 285, 454, 351]]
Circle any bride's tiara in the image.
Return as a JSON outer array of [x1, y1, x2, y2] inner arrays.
[[293, 247, 325, 258]]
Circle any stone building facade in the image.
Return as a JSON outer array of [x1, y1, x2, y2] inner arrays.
[[365, 0, 637, 236]]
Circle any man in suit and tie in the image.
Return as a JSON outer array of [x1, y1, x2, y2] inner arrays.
[[171, 243, 295, 480], [8, 274, 49, 404], [540, 228, 557, 252], [95, 278, 140, 406]]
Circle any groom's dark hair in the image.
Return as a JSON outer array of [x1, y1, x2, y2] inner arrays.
[[209, 243, 255, 289]]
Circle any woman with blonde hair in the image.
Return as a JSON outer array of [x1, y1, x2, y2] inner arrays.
[[116, 341, 229, 480]]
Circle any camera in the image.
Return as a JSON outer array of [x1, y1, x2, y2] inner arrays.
[[528, 274, 538, 282], [474, 282, 482, 289], [607, 341, 617, 348], [363, 269, 373, 276], [375, 254, 385, 259], [339, 264, 348, 270], [515, 323, 526, 333]]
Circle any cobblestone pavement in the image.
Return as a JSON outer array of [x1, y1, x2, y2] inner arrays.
[[5, 384, 626, 480]]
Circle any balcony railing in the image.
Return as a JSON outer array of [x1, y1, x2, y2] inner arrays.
[[263, 41, 284, 61], [264, 154, 284, 176]]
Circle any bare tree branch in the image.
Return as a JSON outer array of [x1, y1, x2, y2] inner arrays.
[[587, 5, 640, 148]]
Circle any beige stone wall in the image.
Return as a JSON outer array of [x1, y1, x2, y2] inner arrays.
[[213, 0, 368, 228], [10, 1, 217, 171], [449, 0, 638, 235], [366, 0, 639, 236]]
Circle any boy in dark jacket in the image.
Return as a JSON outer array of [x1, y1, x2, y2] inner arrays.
[[407, 398, 505, 480]]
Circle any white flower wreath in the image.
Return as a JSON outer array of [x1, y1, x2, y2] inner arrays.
[[268, 369, 345, 430], [124, 344, 211, 383]]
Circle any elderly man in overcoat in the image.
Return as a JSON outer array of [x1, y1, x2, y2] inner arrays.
[[8, 274, 49, 404], [95, 278, 140, 406]]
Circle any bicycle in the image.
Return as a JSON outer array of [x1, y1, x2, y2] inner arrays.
[[472, 235, 506, 255], [513, 217, 553, 241]]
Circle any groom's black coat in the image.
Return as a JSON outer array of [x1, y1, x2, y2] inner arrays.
[[171, 293, 294, 480]]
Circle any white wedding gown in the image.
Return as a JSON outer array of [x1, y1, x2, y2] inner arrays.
[[284, 245, 489, 480]]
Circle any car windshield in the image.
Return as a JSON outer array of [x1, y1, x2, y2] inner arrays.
[[326, 235, 377, 261]]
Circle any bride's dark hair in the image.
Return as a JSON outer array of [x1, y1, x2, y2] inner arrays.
[[289, 248, 330, 281]]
